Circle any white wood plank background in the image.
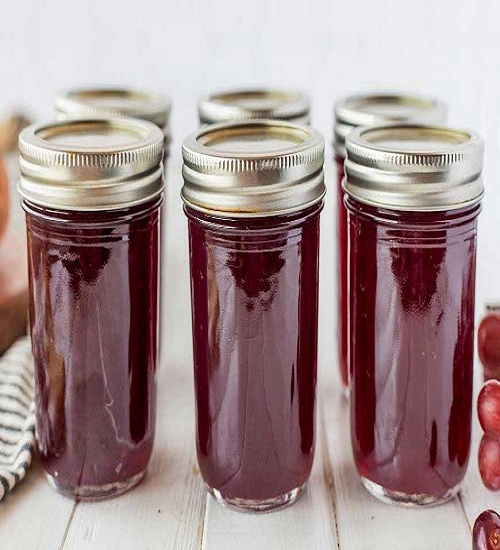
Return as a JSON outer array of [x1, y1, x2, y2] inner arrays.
[[0, 159, 497, 549]]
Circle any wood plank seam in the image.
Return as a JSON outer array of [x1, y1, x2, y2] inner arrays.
[[457, 492, 472, 532], [201, 493, 211, 550], [320, 399, 342, 550], [59, 500, 78, 550], [197, 494, 205, 550], [173, 447, 206, 550]]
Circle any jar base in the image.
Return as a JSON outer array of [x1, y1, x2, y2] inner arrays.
[[45, 470, 146, 501], [208, 483, 306, 513], [361, 476, 460, 507]]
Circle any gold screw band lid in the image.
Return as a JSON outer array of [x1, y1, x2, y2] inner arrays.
[[182, 120, 325, 217], [343, 124, 484, 211]]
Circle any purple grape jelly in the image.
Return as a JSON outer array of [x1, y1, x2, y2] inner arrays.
[[187, 207, 320, 504], [348, 201, 478, 499]]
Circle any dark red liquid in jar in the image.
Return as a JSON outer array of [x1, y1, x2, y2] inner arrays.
[[335, 153, 348, 387], [25, 198, 161, 496], [347, 198, 478, 498], [186, 205, 321, 502]]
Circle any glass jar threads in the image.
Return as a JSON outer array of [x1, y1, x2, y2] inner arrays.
[[182, 120, 325, 512], [344, 124, 484, 506], [18, 118, 164, 500], [198, 89, 310, 125], [333, 94, 446, 389]]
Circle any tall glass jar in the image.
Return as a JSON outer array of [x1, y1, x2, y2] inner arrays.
[[18, 118, 164, 500], [198, 89, 310, 125], [333, 94, 446, 389], [344, 124, 484, 506], [182, 120, 325, 512], [55, 88, 171, 361]]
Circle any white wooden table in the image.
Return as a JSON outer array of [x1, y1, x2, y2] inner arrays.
[[1, 160, 498, 550]]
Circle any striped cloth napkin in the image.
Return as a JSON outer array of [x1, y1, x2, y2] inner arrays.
[[0, 337, 35, 501]]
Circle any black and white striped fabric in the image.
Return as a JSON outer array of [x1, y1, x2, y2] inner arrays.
[[0, 337, 35, 502]]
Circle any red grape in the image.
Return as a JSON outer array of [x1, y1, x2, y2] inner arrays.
[[479, 436, 500, 491], [473, 510, 500, 550], [478, 314, 500, 381], [478, 381, 500, 437]]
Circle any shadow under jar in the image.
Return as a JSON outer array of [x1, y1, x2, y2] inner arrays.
[[182, 120, 325, 512], [343, 124, 484, 506], [333, 94, 446, 390], [18, 118, 164, 500]]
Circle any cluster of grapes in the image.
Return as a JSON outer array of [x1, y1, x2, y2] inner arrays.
[[478, 380, 500, 490], [472, 313, 500, 549], [478, 311, 500, 490]]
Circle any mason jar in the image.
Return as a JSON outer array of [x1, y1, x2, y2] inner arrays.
[[344, 124, 483, 506], [56, 87, 171, 363], [198, 89, 310, 126], [182, 120, 325, 512], [333, 94, 446, 389], [18, 118, 164, 500]]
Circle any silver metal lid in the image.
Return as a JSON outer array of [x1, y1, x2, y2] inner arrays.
[[343, 124, 484, 212], [55, 87, 171, 145], [198, 89, 310, 125], [182, 120, 325, 217], [19, 118, 164, 211], [334, 94, 446, 157]]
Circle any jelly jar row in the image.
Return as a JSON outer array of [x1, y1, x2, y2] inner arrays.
[[17, 88, 484, 511]]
